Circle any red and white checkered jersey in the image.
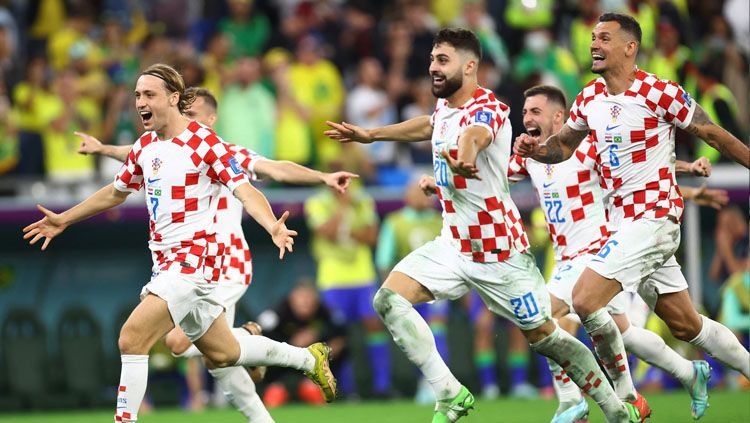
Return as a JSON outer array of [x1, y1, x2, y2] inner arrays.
[[114, 121, 249, 282], [566, 69, 694, 227], [431, 86, 529, 263], [212, 143, 264, 285], [508, 137, 609, 262]]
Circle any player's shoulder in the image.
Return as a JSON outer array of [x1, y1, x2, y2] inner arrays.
[[468, 86, 509, 114], [576, 77, 607, 103], [187, 120, 221, 143], [629, 69, 685, 95]]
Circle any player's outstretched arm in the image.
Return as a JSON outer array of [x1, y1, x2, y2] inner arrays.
[[253, 160, 359, 194], [75, 132, 132, 162], [514, 125, 588, 163], [22, 183, 130, 250], [685, 105, 750, 168], [680, 184, 729, 209], [440, 125, 491, 180], [325, 115, 432, 144], [675, 157, 711, 177], [233, 183, 297, 259]]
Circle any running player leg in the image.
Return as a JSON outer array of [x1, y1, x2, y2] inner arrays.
[[116, 294, 176, 423], [546, 294, 585, 420]]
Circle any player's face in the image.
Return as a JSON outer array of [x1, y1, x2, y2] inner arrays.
[[183, 96, 217, 128], [590, 21, 628, 74], [522, 95, 556, 141], [134, 75, 178, 131], [429, 43, 464, 98]]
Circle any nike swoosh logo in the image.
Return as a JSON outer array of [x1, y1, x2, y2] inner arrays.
[[147, 177, 161, 184], [590, 258, 604, 263], [542, 182, 554, 188], [606, 124, 621, 131]]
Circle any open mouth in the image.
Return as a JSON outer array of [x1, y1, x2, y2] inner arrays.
[[591, 52, 605, 66], [527, 127, 541, 138], [140, 110, 153, 125], [431, 74, 445, 86]]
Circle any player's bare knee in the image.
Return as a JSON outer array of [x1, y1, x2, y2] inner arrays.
[[165, 330, 191, 355], [202, 356, 218, 370], [571, 291, 597, 319], [668, 316, 702, 341], [118, 327, 147, 355], [522, 319, 556, 344]]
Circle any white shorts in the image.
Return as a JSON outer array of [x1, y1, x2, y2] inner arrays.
[[140, 272, 225, 342], [210, 279, 249, 326], [587, 217, 687, 308], [548, 255, 630, 323], [393, 237, 550, 330]]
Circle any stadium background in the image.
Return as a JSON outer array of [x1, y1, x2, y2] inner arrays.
[[0, 0, 748, 421]]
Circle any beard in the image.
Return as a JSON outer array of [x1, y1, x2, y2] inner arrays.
[[431, 71, 463, 98]]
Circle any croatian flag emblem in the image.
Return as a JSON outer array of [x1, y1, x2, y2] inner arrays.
[[475, 110, 492, 124]]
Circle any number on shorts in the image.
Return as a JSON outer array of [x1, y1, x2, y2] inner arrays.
[[553, 264, 573, 281], [510, 292, 539, 320], [596, 239, 619, 258]]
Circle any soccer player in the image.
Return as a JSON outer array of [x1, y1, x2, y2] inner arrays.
[[326, 28, 639, 422], [77, 86, 356, 422], [514, 12, 750, 419], [507, 84, 726, 421], [23, 64, 336, 423]]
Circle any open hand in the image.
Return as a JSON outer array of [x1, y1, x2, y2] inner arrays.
[[324, 171, 359, 194], [22, 205, 68, 250], [75, 131, 103, 155], [440, 150, 481, 180], [513, 133, 539, 158], [324, 121, 373, 144], [690, 184, 729, 209], [270, 211, 298, 259]]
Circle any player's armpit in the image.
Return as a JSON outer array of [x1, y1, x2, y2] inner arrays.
[[684, 104, 750, 168]]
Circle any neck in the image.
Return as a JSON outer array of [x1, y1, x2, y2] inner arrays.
[[602, 64, 637, 95], [446, 79, 479, 108], [156, 111, 190, 140]]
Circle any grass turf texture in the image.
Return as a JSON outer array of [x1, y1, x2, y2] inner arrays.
[[2, 391, 748, 422]]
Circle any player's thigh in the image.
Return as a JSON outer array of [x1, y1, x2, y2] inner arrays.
[[571, 267, 624, 317], [388, 238, 471, 305], [652, 289, 702, 340], [636, 255, 689, 310], [165, 324, 193, 354], [120, 293, 175, 354], [468, 251, 551, 333], [193, 311, 240, 367]]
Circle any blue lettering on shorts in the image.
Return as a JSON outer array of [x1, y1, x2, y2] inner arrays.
[[510, 292, 539, 321]]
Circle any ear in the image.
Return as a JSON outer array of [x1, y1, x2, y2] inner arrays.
[[464, 58, 477, 76], [169, 91, 179, 107], [207, 114, 217, 127], [625, 40, 638, 58]]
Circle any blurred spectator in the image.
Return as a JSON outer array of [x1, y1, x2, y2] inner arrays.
[[692, 62, 744, 162], [0, 74, 16, 174], [626, 0, 657, 54], [399, 0, 439, 81], [304, 184, 392, 398], [346, 57, 399, 176], [264, 47, 313, 166], [401, 77, 435, 167], [220, 0, 271, 60], [288, 35, 344, 168], [11, 56, 53, 175], [201, 32, 233, 98], [451, 0, 510, 74], [40, 67, 98, 184], [645, 20, 690, 86], [99, 16, 138, 86], [257, 281, 347, 405], [719, 269, 750, 334], [26, 0, 67, 55], [568, 0, 601, 86], [47, 7, 99, 72], [723, 0, 750, 57], [69, 38, 110, 103], [709, 205, 749, 284], [514, 28, 580, 101], [216, 56, 276, 159], [504, 0, 554, 31], [0, 18, 20, 91]]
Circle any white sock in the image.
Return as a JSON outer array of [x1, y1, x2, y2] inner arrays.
[[530, 326, 628, 422], [115, 355, 149, 423], [373, 288, 461, 400], [173, 328, 252, 358], [690, 315, 750, 378], [547, 357, 583, 405], [234, 335, 315, 372], [621, 325, 694, 385], [209, 366, 273, 422], [582, 308, 636, 401]]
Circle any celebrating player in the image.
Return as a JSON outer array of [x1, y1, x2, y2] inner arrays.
[[77, 86, 356, 422], [23, 64, 336, 423], [327, 28, 639, 423], [508, 84, 727, 421], [514, 13, 750, 420]]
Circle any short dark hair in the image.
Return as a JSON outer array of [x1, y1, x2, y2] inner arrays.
[[433, 28, 482, 60], [185, 87, 218, 112], [523, 85, 567, 109], [599, 13, 642, 45]]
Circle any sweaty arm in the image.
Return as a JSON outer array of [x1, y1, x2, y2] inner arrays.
[[232, 182, 279, 233], [254, 159, 325, 184], [99, 145, 132, 162], [369, 115, 433, 142], [684, 104, 750, 168], [533, 125, 589, 164], [457, 125, 492, 166]]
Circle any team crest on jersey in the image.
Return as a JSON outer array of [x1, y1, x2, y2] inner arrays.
[[609, 105, 622, 122], [439, 121, 448, 138], [544, 164, 554, 178], [152, 158, 163, 176], [475, 110, 492, 124]]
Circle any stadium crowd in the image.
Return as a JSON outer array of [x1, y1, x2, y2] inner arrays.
[[0, 0, 748, 414]]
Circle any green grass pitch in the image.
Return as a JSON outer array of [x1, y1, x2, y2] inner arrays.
[[2, 391, 749, 422]]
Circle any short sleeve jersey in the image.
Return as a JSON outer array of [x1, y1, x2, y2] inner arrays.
[[566, 69, 695, 227], [114, 121, 249, 282], [508, 136, 609, 262], [431, 86, 529, 263], [213, 142, 264, 286]]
